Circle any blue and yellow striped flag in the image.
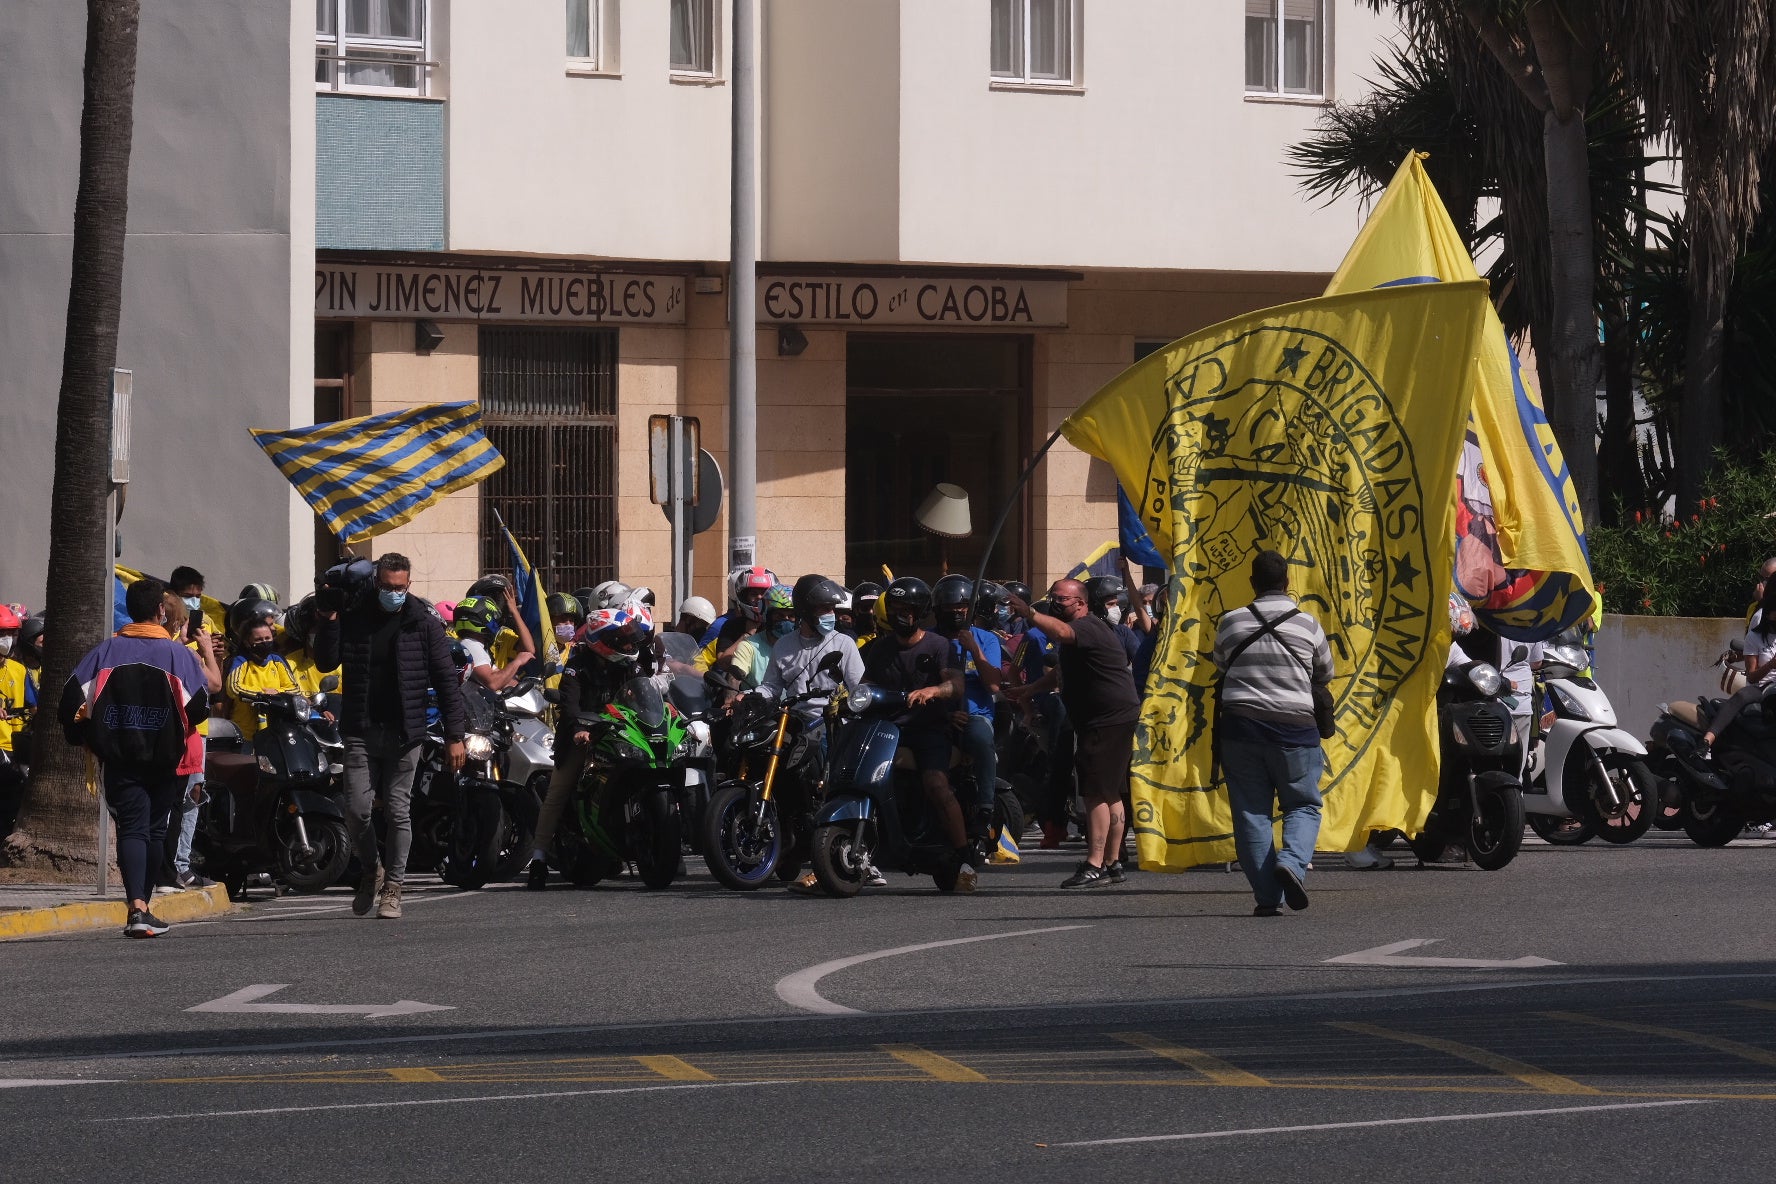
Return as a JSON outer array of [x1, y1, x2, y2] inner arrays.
[[495, 511, 558, 672], [250, 402, 504, 544]]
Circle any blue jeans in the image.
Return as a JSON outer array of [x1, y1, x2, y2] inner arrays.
[[958, 713, 997, 814], [1221, 739, 1324, 907], [173, 773, 203, 875]]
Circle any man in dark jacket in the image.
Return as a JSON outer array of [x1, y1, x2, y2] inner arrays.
[[314, 553, 465, 920]]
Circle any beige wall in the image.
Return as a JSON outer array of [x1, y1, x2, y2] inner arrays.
[[443, 0, 733, 261]]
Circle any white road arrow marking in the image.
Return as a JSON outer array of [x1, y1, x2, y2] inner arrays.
[[186, 984, 454, 1019], [1323, 939, 1563, 970]]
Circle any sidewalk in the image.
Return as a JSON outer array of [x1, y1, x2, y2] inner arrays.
[[0, 882, 233, 940]]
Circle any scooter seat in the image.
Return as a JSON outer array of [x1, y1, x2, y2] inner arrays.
[[205, 751, 260, 793], [1668, 700, 1705, 730]]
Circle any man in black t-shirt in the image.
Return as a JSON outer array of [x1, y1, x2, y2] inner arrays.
[[861, 577, 976, 892], [1009, 579, 1139, 888]]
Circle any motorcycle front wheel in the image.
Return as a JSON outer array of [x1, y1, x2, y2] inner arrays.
[[810, 823, 865, 898], [440, 793, 506, 891], [632, 791, 682, 889], [1681, 796, 1741, 847], [1527, 812, 1595, 845], [1466, 775, 1525, 871], [1572, 752, 1657, 845], [275, 815, 350, 894], [703, 783, 781, 891]]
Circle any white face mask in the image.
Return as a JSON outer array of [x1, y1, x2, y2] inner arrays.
[[0, 636, 12, 657], [1105, 605, 1123, 626]]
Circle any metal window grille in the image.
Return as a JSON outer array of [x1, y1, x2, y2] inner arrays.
[[478, 327, 618, 591]]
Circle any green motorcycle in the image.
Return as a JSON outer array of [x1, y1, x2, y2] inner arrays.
[[556, 676, 713, 889]]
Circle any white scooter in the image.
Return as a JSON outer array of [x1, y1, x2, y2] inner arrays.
[[1522, 637, 1657, 845]]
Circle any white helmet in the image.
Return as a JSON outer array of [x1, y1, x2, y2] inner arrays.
[[632, 585, 657, 609], [591, 580, 633, 609], [678, 595, 716, 626]]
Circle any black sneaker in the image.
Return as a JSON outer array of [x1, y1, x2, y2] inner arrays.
[[175, 871, 216, 890], [125, 909, 170, 938], [1253, 903, 1282, 917], [1273, 863, 1309, 911], [525, 858, 548, 891], [1105, 859, 1127, 884], [1061, 861, 1109, 888]]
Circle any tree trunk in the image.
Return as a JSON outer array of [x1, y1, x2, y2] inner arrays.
[[1596, 307, 1639, 523], [1540, 105, 1603, 531], [5, 1, 140, 877], [1677, 223, 1729, 511]]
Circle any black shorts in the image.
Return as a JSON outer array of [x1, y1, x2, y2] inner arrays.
[[899, 722, 953, 774], [1074, 719, 1135, 802]]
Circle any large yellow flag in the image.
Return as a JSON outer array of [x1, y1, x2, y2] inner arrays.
[[1062, 283, 1492, 869], [1326, 154, 1594, 640]]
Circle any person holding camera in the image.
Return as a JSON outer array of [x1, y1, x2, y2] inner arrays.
[[313, 553, 465, 920]]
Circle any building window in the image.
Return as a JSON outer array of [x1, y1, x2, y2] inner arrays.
[[670, 0, 717, 77], [991, 0, 1075, 85], [567, 0, 598, 64], [316, 0, 430, 95], [1245, 0, 1325, 97], [479, 328, 619, 593]]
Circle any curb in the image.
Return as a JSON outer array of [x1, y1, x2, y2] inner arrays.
[[0, 884, 233, 940]]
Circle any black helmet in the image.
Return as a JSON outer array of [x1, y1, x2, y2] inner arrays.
[[882, 577, 933, 631], [546, 592, 584, 624], [283, 594, 318, 650], [792, 574, 847, 619], [932, 574, 973, 609], [454, 595, 503, 638], [1003, 580, 1033, 604], [572, 587, 598, 612], [466, 574, 512, 600], [974, 581, 1009, 616], [228, 598, 280, 645], [851, 580, 884, 607], [1085, 575, 1125, 615], [18, 614, 45, 667]]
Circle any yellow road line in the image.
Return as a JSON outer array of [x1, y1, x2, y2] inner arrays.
[[634, 1055, 716, 1082], [1111, 1031, 1269, 1087], [384, 1067, 447, 1082], [880, 1044, 989, 1083], [1542, 1011, 1776, 1070], [1331, 1021, 1602, 1096]]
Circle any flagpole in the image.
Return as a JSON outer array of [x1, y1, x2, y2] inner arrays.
[[968, 424, 1068, 616]]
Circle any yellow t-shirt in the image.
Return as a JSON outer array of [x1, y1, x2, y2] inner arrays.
[[226, 653, 303, 741], [282, 646, 328, 697], [0, 658, 35, 752]]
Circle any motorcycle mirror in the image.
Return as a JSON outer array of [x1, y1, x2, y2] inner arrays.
[[816, 651, 845, 676], [320, 675, 340, 693], [1509, 645, 1529, 665]]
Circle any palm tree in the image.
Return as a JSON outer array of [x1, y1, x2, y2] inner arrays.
[[1612, 1, 1776, 509], [5, 1, 140, 875]]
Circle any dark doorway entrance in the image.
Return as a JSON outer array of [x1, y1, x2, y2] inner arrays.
[[845, 336, 1029, 587]]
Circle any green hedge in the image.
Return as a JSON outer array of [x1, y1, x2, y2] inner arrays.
[[1590, 451, 1776, 617]]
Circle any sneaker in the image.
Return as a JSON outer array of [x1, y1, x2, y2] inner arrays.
[[862, 861, 887, 887], [525, 858, 549, 891], [1344, 846, 1394, 871], [176, 871, 217, 890], [125, 909, 170, 938], [1273, 863, 1309, 911], [353, 863, 384, 916], [153, 883, 184, 895], [1253, 903, 1282, 917], [1105, 859, 1128, 884], [954, 863, 979, 894], [1061, 860, 1109, 889], [376, 879, 403, 919]]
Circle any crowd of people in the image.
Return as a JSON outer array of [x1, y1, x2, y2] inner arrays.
[[9, 541, 1348, 935]]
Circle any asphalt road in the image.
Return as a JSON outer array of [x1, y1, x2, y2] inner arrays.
[[4, 833, 1775, 1183]]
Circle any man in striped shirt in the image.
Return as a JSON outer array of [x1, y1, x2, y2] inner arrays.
[[1211, 550, 1334, 916]]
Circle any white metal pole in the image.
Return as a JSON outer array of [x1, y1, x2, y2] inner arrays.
[[727, 0, 757, 571], [670, 417, 687, 613]]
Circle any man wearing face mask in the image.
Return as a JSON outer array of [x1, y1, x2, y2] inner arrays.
[[1086, 575, 1146, 673], [930, 575, 1002, 837], [761, 575, 864, 729], [314, 553, 466, 920]]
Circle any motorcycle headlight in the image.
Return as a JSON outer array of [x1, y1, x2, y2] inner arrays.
[[1544, 643, 1587, 671], [463, 732, 495, 762], [1467, 663, 1503, 697], [1549, 682, 1593, 722], [539, 731, 554, 753], [292, 695, 313, 722]]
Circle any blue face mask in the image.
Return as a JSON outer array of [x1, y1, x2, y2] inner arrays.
[[992, 606, 1011, 628], [378, 588, 407, 612], [182, 596, 202, 612], [816, 613, 837, 636], [768, 620, 795, 641]]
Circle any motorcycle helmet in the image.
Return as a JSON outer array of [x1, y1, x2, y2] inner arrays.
[[851, 581, 884, 613], [791, 574, 848, 620], [226, 598, 280, 642], [730, 566, 777, 623], [0, 604, 19, 632], [882, 577, 933, 638], [973, 580, 1011, 626], [17, 613, 45, 668], [932, 574, 974, 635], [434, 600, 457, 624], [591, 580, 633, 610], [454, 594, 503, 639], [677, 595, 717, 631], [237, 582, 280, 606], [581, 603, 653, 664], [764, 584, 797, 641], [572, 587, 598, 612], [466, 574, 512, 601], [1085, 575, 1126, 620], [1002, 580, 1033, 605], [632, 586, 657, 610], [545, 592, 585, 626], [283, 594, 319, 651]]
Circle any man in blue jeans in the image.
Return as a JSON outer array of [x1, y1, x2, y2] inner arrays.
[[1212, 550, 1334, 916], [931, 575, 1002, 837]]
